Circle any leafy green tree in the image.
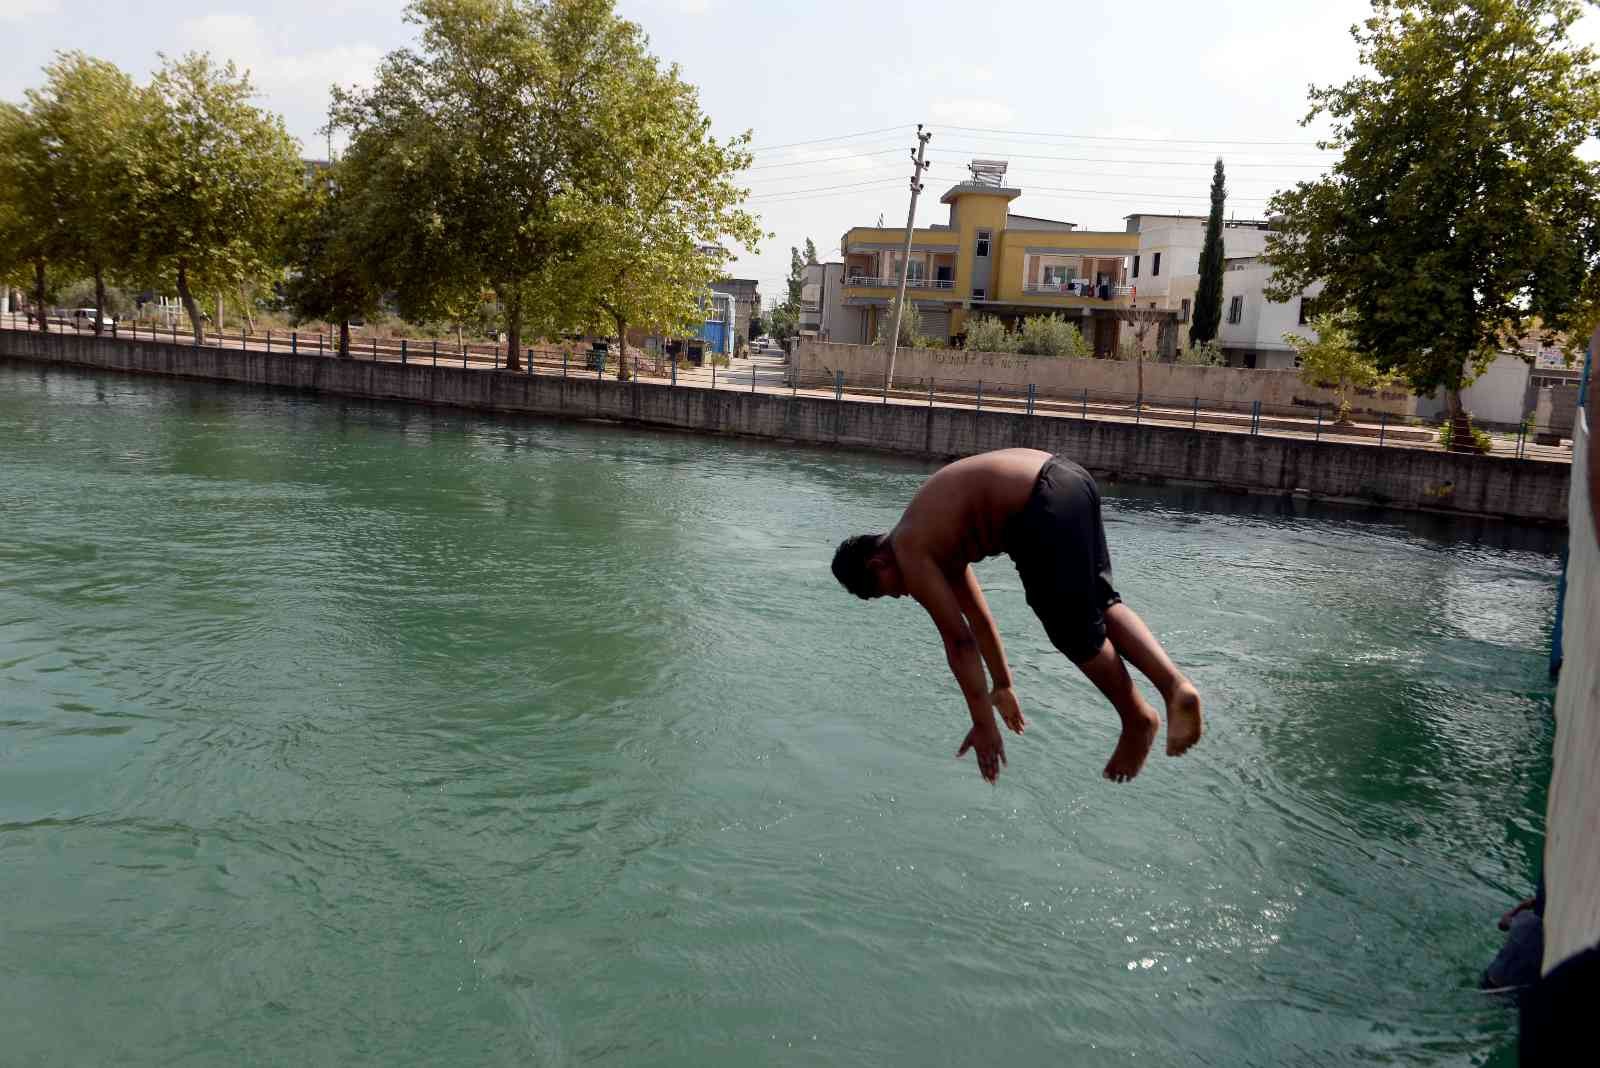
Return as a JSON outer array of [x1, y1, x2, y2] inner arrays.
[[283, 166, 385, 357], [134, 53, 301, 343], [804, 238, 818, 266], [766, 297, 796, 341], [1285, 312, 1390, 422], [556, 20, 761, 379], [28, 53, 146, 334], [1017, 314, 1089, 358], [333, 0, 687, 371], [1265, 0, 1600, 442], [963, 314, 1019, 353], [873, 296, 921, 347], [1190, 159, 1226, 346], [0, 101, 68, 331]]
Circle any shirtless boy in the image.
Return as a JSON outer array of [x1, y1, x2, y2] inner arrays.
[[831, 448, 1202, 784]]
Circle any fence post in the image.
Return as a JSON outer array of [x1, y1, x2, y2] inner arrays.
[[562, 351, 568, 378], [317, 333, 323, 355], [928, 380, 934, 407], [1081, 388, 1088, 420], [712, 361, 717, 389], [372, 337, 377, 360], [882, 371, 889, 403], [597, 352, 604, 380], [834, 369, 844, 402], [401, 339, 408, 365], [1379, 411, 1388, 447], [1192, 396, 1198, 429], [1517, 422, 1527, 459], [1251, 399, 1260, 435], [433, 340, 438, 367], [291, 331, 298, 354], [1315, 406, 1322, 441], [111, 319, 117, 340], [976, 380, 983, 413], [671, 356, 676, 386], [463, 345, 468, 370], [1027, 383, 1035, 416], [751, 358, 756, 394], [1135, 394, 1142, 426], [266, 330, 271, 352], [526, 348, 532, 374]]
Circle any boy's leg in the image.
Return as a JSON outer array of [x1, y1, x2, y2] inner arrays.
[[1104, 602, 1202, 755], [1074, 639, 1160, 783]]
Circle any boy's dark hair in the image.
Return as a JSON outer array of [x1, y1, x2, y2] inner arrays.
[[832, 533, 887, 599]]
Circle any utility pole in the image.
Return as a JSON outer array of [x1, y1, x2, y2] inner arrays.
[[885, 125, 931, 393]]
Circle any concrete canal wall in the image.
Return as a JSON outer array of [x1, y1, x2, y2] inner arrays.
[[0, 328, 1568, 524]]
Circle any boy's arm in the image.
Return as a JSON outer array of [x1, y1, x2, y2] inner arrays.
[[955, 566, 1025, 734], [899, 553, 1006, 782], [954, 565, 1012, 689]]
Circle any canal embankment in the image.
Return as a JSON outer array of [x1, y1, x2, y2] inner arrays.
[[0, 327, 1570, 525]]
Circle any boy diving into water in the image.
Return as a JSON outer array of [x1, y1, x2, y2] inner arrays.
[[831, 449, 1202, 784]]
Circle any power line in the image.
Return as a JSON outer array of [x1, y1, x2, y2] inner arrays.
[[749, 124, 908, 153], [938, 145, 1331, 168], [745, 177, 904, 201], [746, 146, 905, 171], [935, 123, 1330, 148]]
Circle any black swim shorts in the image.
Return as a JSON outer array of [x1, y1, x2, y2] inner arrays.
[[1005, 457, 1121, 664]]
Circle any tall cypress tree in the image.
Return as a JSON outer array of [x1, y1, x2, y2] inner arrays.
[[1189, 158, 1226, 346]]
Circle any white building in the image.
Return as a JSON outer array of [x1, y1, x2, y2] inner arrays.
[[1124, 214, 1321, 369]]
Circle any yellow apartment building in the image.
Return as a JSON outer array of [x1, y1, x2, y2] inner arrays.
[[837, 160, 1147, 354]]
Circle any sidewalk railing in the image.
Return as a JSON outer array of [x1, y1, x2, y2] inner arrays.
[[1, 313, 1574, 461]]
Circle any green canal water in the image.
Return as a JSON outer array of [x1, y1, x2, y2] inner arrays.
[[0, 362, 1563, 1066]]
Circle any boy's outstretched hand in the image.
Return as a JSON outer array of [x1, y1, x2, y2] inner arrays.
[[992, 687, 1025, 734], [958, 719, 1007, 783]]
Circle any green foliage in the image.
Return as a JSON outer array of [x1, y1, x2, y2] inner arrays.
[[766, 299, 797, 341], [1285, 311, 1390, 421], [1178, 339, 1225, 366], [57, 278, 133, 316], [1017, 314, 1089, 358], [1191, 159, 1226, 346], [874, 296, 922, 347], [0, 99, 68, 325], [283, 165, 385, 357], [135, 53, 302, 342], [804, 238, 818, 266], [1265, 0, 1600, 405], [963, 314, 1018, 353]]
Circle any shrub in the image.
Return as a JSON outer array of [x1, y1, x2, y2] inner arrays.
[[873, 297, 922, 347], [1177, 339, 1225, 366], [963, 314, 1019, 353], [1017, 314, 1089, 357], [1437, 418, 1493, 453]]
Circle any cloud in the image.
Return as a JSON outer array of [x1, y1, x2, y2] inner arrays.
[[176, 13, 384, 149], [929, 96, 1017, 128], [0, 0, 58, 20]]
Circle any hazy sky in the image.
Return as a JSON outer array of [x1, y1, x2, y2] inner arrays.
[[4, 0, 1597, 302]]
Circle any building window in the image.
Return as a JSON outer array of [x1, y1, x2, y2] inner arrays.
[[1180, 298, 1191, 323], [1227, 295, 1243, 324], [1132, 255, 1140, 279], [1152, 252, 1162, 277], [974, 230, 991, 258], [971, 288, 986, 300], [1298, 296, 1317, 325]]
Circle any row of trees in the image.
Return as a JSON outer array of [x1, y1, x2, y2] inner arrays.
[[1, 0, 763, 371], [0, 52, 301, 339]]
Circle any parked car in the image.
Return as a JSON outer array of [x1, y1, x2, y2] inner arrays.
[[70, 307, 115, 329]]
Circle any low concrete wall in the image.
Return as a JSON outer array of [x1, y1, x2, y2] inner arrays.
[[799, 339, 1419, 419], [0, 329, 1567, 524], [1543, 405, 1596, 974]]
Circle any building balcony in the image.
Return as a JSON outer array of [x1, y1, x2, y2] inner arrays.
[[1022, 281, 1134, 298], [843, 275, 957, 290]]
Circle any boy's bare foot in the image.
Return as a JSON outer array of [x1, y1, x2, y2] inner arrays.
[[1165, 680, 1203, 756], [1104, 703, 1159, 783]]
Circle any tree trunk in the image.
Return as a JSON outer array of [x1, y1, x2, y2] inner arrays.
[[93, 265, 106, 337], [613, 311, 629, 380], [33, 259, 47, 333], [338, 318, 351, 358], [1444, 386, 1475, 453], [503, 288, 522, 372], [237, 285, 256, 335], [175, 260, 204, 344]]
